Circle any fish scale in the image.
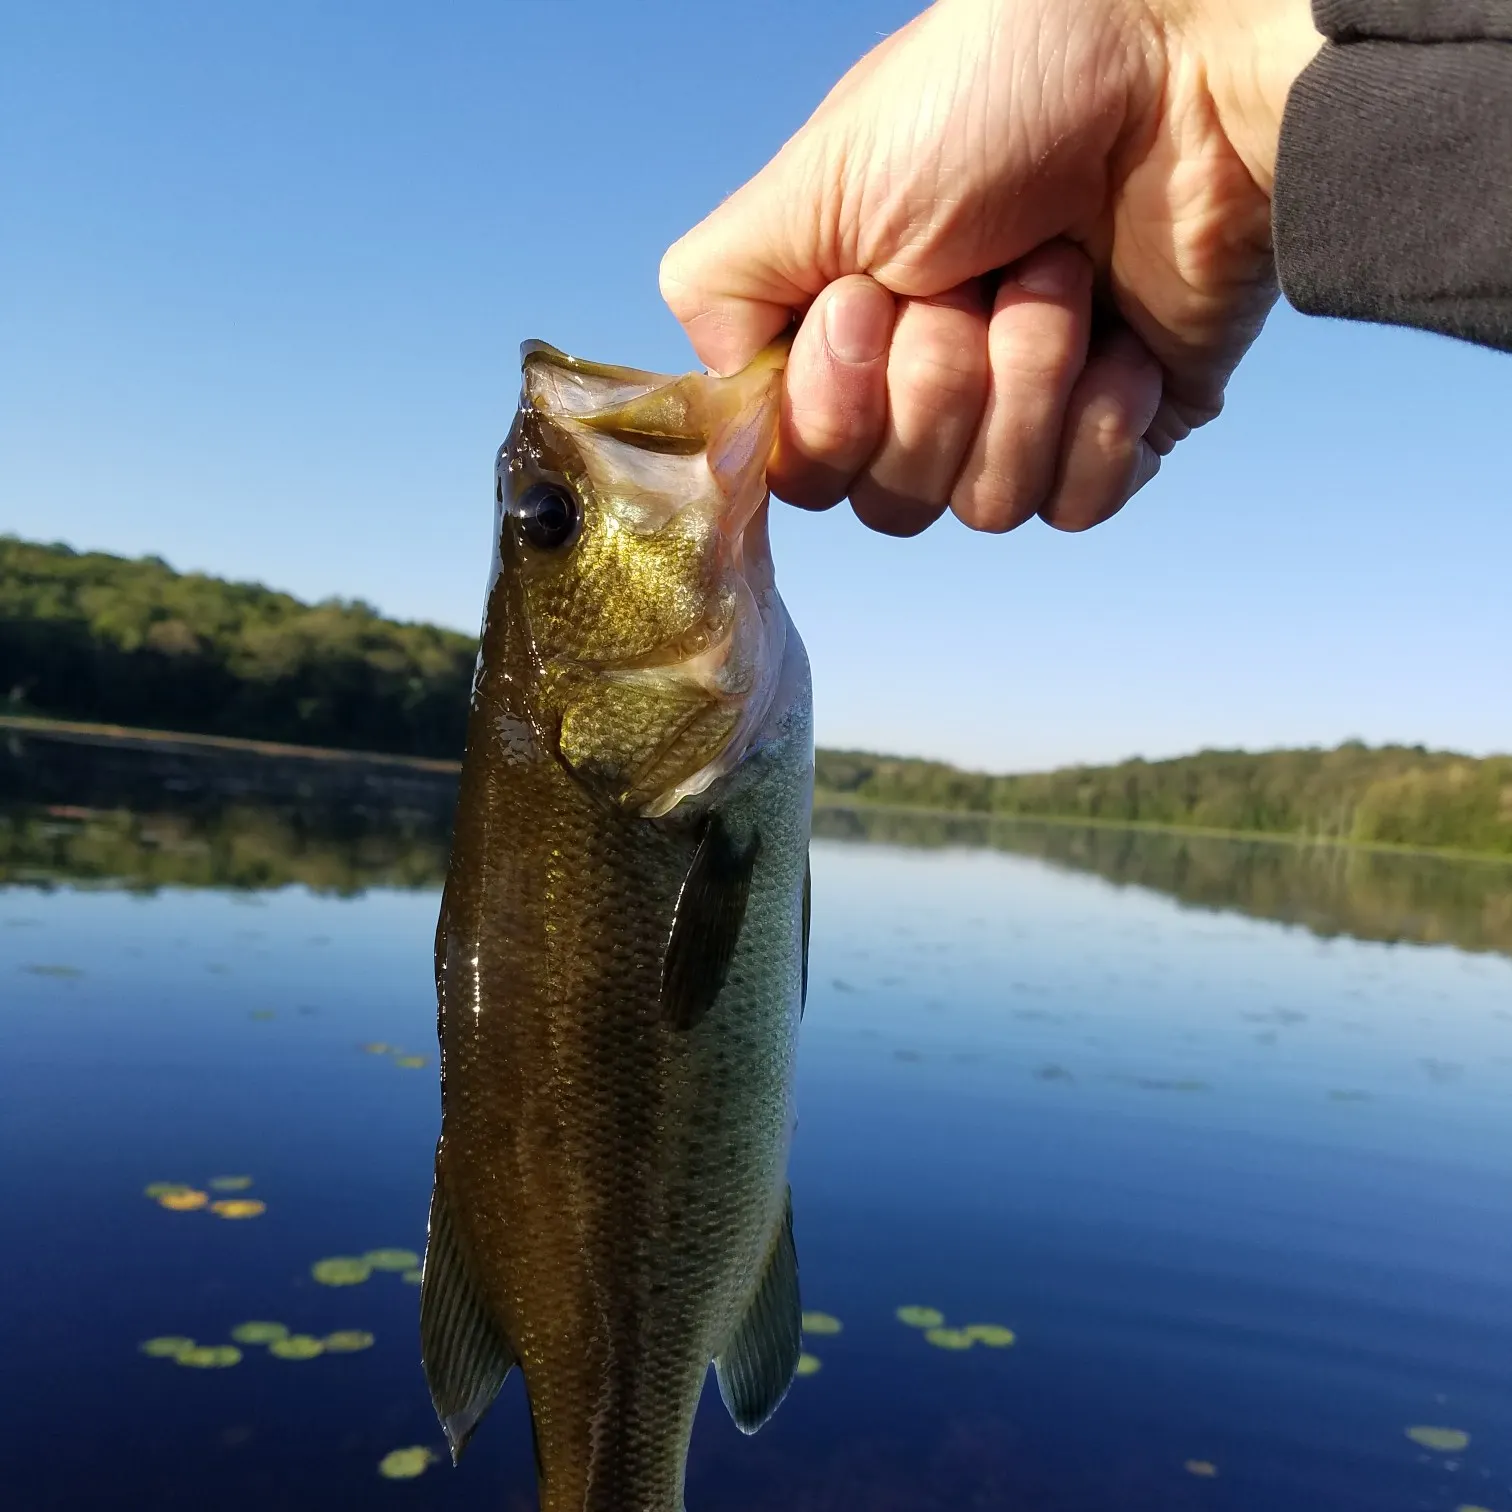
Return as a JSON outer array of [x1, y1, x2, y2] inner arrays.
[[422, 340, 811, 1512]]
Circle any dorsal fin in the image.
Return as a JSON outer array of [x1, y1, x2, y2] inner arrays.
[[419, 1163, 517, 1463]]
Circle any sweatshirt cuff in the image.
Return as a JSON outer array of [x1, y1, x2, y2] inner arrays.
[[1312, 0, 1512, 42], [1273, 37, 1512, 351]]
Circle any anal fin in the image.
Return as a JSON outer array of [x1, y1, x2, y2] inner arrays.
[[419, 1163, 516, 1462], [714, 1189, 801, 1435]]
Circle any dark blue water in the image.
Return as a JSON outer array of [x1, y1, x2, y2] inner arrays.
[[3, 832, 1511, 1510]]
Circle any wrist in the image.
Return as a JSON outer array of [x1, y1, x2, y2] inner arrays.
[[1162, 0, 1325, 193]]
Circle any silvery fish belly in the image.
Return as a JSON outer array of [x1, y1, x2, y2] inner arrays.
[[423, 338, 813, 1512]]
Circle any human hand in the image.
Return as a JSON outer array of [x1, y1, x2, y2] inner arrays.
[[660, 0, 1323, 535]]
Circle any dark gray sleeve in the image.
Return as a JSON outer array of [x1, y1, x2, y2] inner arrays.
[[1272, 0, 1512, 351]]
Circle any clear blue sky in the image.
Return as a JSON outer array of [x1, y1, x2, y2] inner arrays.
[[3, 1, 1508, 770]]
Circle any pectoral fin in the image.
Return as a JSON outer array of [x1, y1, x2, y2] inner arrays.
[[714, 1189, 802, 1434], [661, 813, 760, 1031], [801, 854, 811, 1018], [419, 1163, 517, 1463]]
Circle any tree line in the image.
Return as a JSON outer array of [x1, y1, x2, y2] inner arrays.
[[5, 535, 1508, 856], [2, 536, 474, 758], [814, 745, 1512, 858]]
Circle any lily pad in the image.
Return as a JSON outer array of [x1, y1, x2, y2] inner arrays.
[[795, 1352, 823, 1376], [392, 1055, 428, 1069], [209, 1176, 253, 1192], [1185, 1460, 1218, 1477], [140, 1336, 195, 1359], [211, 1199, 266, 1219], [895, 1306, 945, 1329], [1405, 1426, 1470, 1452], [923, 1327, 975, 1350], [312, 1256, 372, 1286], [230, 1322, 289, 1345], [362, 1042, 391, 1054], [176, 1345, 242, 1368], [378, 1446, 435, 1480], [802, 1311, 842, 1336], [323, 1330, 375, 1353], [401, 1268, 424, 1285], [364, 1248, 421, 1272], [144, 1183, 194, 1200], [157, 1189, 209, 1211], [963, 1323, 1016, 1347], [269, 1335, 325, 1360]]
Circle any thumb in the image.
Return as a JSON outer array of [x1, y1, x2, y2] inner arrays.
[[660, 147, 835, 377], [658, 8, 937, 375]]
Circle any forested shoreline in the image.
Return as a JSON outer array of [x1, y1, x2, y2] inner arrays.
[[1, 536, 474, 758], [5, 536, 1509, 857]]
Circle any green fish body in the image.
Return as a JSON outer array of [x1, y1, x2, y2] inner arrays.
[[423, 341, 811, 1512]]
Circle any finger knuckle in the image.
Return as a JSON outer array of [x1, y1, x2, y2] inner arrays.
[[893, 324, 986, 406], [951, 473, 1039, 534]]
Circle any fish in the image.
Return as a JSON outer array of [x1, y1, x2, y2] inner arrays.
[[422, 337, 813, 1512]]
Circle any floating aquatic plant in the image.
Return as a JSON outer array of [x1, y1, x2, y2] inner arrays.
[[157, 1189, 209, 1212], [323, 1330, 375, 1353], [895, 1306, 945, 1329], [364, 1248, 421, 1272], [144, 1183, 194, 1200], [269, 1335, 325, 1360], [209, 1176, 253, 1192], [176, 1345, 242, 1368], [312, 1257, 372, 1286], [362, 1043, 390, 1054], [401, 1268, 424, 1285], [211, 1199, 266, 1219], [230, 1322, 289, 1345], [801, 1312, 842, 1335], [795, 1353, 822, 1376], [248, 1009, 276, 1021], [963, 1324, 1016, 1347], [392, 1055, 428, 1069], [1405, 1426, 1470, 1452], [378, 1447, 435, 1480], [923, 1327, 975, 1350], [140, 1336, 195, 1359], [1184, 1460, 1218, 1477]]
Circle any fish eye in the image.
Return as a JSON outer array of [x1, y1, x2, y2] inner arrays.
[[514, 482, 580, 552]]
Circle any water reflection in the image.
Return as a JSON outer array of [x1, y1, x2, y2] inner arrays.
[[3, 731, 1512, 1511], [6, 727, 1511, 962], [815, 806, 1512, 958]]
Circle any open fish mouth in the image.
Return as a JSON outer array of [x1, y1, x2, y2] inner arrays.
[[503, 340, 791, 817]]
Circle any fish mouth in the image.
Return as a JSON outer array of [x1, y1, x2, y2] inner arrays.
[[520, 341, 789, 816]]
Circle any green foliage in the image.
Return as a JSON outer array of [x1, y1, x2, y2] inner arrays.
[[0, 537, 474, 757], [6, 534, 1507, 857], [816, 745, 1512, 858]]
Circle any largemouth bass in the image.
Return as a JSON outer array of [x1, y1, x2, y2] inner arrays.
[[423, 338, 812, 1512]]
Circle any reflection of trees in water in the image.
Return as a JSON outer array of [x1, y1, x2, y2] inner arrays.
[[814, 806, 1512, 959], [4, 731, 1509, 956], [0, 729, 451, 893]]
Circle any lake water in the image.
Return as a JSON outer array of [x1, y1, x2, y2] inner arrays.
[[3, 732, 1511, 1511]]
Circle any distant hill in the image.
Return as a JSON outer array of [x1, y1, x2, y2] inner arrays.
[[4, 535, 1508, 856], [1, 536, 474, 758], [815, 745, 1512, 858]]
